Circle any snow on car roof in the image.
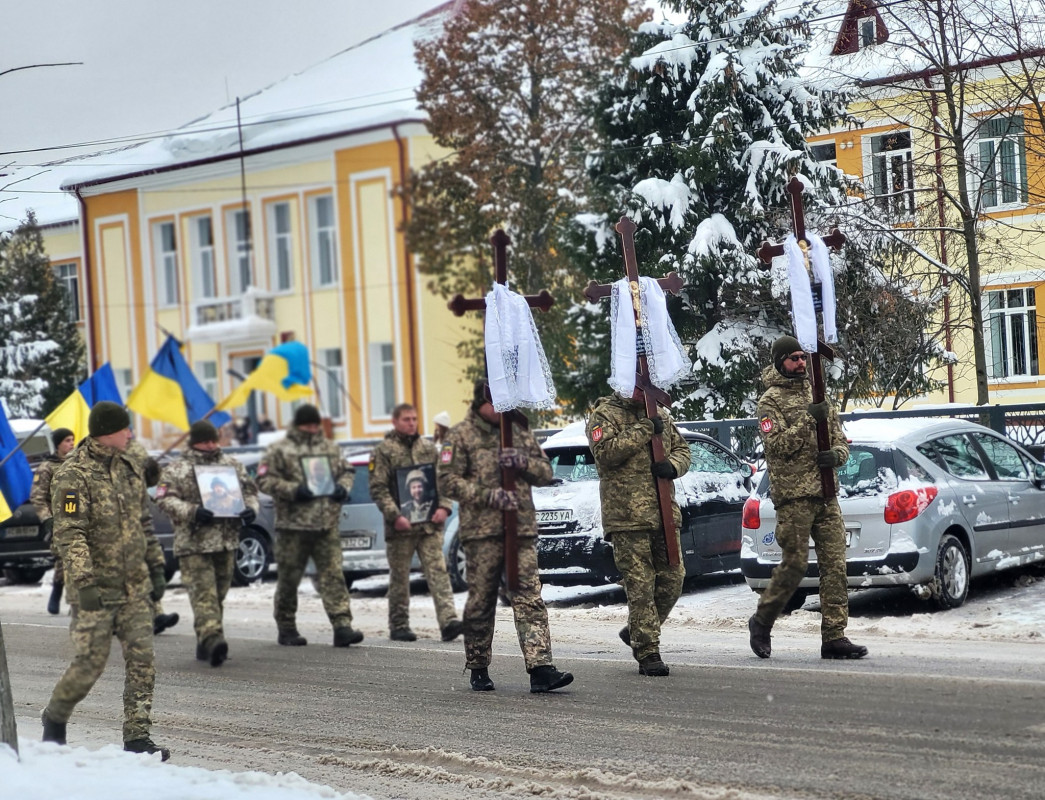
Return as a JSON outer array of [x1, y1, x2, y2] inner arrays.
[[841, 416, 981, 444], [541, 421, 589, 449]]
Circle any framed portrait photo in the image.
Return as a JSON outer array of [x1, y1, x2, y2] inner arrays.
[[395, 463, 438, 525], [301, 455, 336, 497], [194, 464, 245, 518]]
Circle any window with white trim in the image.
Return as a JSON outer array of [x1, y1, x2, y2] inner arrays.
[[978, 116, 1028, 210], [116, 368, 134, 405], [810, 142, 837, 168], [319, 347, 344, 420], [189, 215, 217, 299], [869, 130, 915, 217], [368, 342, 395, 417], [151, 221, 179, 307], [986, 287, 1038, 379], [53, 262, 79, 322], [267, 201, 293, 292], [226, 208, 253, 294], [859, 16, 877, 48], [195, 360, 219, 402], [309, 194, 337, 287]]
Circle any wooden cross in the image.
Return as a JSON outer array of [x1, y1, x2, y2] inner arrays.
[[757, 176, 846, 498], [447, 229, 555, 591], [583, 216, 685, 567]]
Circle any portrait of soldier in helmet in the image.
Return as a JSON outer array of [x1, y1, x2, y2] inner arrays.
[[396, 465, 436, 525], [194, 465, 246, 517]]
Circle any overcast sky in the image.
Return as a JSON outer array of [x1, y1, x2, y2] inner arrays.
[[0, 0, 442, 162]]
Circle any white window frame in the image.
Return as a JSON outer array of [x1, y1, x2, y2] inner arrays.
[[53, 262, 79, 322], [267, 201, 293, 292], [226, 207, 253, 295], [368, 342, 395, 418], [151, 221, 179, 307], [858, 16, 877, 48], [319, 347, 345, 420], [867, 130, 915, 218], [116, 368, 134, 405], [195, 360, 219, 402], [309, 194, 338, 288], [985, 287, 1039, 380], [977, 115, 1028, 211], [189, 215, 217, 299]]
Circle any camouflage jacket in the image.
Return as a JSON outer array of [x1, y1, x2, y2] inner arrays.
[[757, 365, 849, 505], [369, 429, 452, 539], [257, 427, 354, 531], [51, 437, 165, 603], [156, 447, 260, 557], [586, 394, 691, 536], [437, 408, 552, 542], [30, 453, 66, 521]]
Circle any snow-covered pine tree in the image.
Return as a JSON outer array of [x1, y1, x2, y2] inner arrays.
[[564, 0, 851, 419], [0, 211, 85, 416]]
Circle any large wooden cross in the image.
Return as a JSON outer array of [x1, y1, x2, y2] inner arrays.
[[448, 229, 554, 591], [757, 176, 846, 498], [583, 216, 684, 567]]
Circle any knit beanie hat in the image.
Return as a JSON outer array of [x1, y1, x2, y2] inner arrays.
[[771, 335, 803, 373], [189, 419, 219, 446], [88, 401, 130, 438], [51, 427, 74, 450], [432, 411, 451, 428], [293, 404, 322, 427]]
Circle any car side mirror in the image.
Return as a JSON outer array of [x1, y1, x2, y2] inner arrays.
[[1034, 463, 1045, 489]]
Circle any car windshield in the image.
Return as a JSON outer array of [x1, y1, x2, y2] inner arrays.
[[547, 447, 599, 482], [688, 440, 740, 473]]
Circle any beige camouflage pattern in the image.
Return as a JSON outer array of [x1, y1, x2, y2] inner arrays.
[[612, 529, 685, 661], [179, 551, 235, 645], [155, 448, 260, 557], [755, 365, 851, 639], [257, 427, 353, 531], [31, 454, 64, 522], [273, 528, 353, 632], [371, 429, 458, 633], [438, 409, 554, 670], [586, 394, 691, 537]]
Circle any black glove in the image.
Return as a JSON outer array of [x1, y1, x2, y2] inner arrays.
[[41, 517, 54, 541], [194, 506, 215, 525], [239, 507, 257, 525], [78, 584, 102, 612], [807, 401, 830, 423], [816, 450, 842, 469], [143, 457, 161, 488], [331, 485, 349, 503], [651, 460, 677, 480], [650, 416, 664, 435], [150, 570, 166, 602], [486, 487, 519, 510], [294, 484, 315, 502]]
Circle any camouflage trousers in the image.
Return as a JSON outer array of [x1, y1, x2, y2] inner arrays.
[[46, 597, 155, 742], [180, 550, 235, 645], [462, 536, 552, 672], [612, 528, 685, 661], [755, 497, 849, 641], [386, 532, 458, 633], [274, 527, 352, 633], [53, 554, 65, 583]]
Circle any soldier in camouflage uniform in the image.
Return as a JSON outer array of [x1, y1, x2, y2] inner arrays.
[[156, 420, 259, 666], [31, 427, 75, 615], [438, 381, 573, 693], [586, 393, 691, 677], [257, 404, 362, 647], [41, 402, 170, 760], [369, 403, 462, 643], [748, 335, 867, 660]]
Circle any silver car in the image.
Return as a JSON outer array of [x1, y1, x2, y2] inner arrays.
[[740, 417, 1045, 609]]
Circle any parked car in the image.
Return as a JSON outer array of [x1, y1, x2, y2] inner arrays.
[[533, 421, 755, 586], [1, 419, 59, 583], [740, 417, 1045, 610]]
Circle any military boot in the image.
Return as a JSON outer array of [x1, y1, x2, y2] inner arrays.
[[195, 642, 208, 661], [440, 619, 464, 642], [153, 612, 180, 635], [203, 634, 228, 667], [47, 580, 64, 615], [389, 628, 417, 642], [124, 737, 171, 761], [618, 626, 631, 647], [821, 637, 868, 660], [41, 710, 66, 745], [470, 668, 495, 691], [277, 630, 308, 646], [748, 615, 772, 659], [333, 626, 364, 647], [529, 665, 574, 693], [638, 653, 670, 676]]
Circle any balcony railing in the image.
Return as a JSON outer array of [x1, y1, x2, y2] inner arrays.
[[186, 286, 278, 343]]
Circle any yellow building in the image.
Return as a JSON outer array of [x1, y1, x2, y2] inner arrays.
[[52, 4, 474, 444]]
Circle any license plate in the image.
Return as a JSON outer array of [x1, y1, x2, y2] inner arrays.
[[342, 536, 372, 550], [536, 509, 573, 524], [808, 530, 854, 549], [2, 525, 39, 540]]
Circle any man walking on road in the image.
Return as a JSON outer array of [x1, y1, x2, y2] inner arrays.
[[31, 426, 75, 615]]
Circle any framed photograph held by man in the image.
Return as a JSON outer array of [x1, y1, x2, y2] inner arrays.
[[395, 464, 437, 525], [301, 455, 335, 497], [194, 465, 246, 517]]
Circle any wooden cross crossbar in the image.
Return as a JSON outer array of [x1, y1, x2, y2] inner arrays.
[[447, 228, 556, 591], [757, 176, 846, 498], [583, 216, 684, 567]]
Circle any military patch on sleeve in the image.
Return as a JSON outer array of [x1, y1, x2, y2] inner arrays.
[[591, 425, 603, 443], [156, 483, 168, 498], [760, 415, 774, 433], [368, 453, 376, 472], [440, 444, 454, 464], [61, 491, 79, 515], [257, 463, 268, 477]]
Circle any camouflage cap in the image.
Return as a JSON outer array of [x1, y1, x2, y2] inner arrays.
[[405, 469, 427, 487]]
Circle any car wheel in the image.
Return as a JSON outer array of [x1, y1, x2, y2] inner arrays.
[[232, 528, 271, 586], [445, 532, 467, 592], [3, 567, 47, 584], [931, 533, 970, 610]]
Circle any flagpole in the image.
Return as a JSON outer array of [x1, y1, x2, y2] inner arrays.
[[0, 419, 47, 472]]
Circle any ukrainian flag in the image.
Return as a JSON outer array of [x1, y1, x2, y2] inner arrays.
[[0, 402, 34, 524], [45, 363, 124, 444], [127, 336, 231, 431], [217, 341, 313, 411]]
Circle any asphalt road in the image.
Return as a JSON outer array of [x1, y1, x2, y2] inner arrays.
[[3, 596, 1044, 800]]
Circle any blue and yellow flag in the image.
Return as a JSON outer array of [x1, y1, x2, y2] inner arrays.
[[45, 363, 124, 444], [217, 341, 313, 411], [0, 402, 34, 524], [127, 336, 231, 431]]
